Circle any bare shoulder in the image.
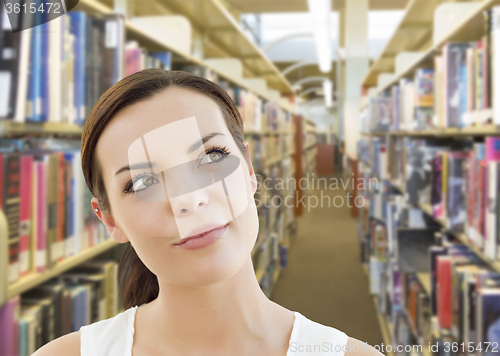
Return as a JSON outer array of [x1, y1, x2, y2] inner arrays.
[[32, 330, 81, 356], [344, 337, 384, 356]]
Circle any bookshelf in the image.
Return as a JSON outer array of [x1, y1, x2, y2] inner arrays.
[[6, 239, 119, 299], [360, 124, 500, 138], [356, 1, 500, 353], [0, 122, 84, 137], [74, 0, 295, 112], [0, 5, 308, 355], [362, 0, 444, 88], [364, 0, 500, 96]]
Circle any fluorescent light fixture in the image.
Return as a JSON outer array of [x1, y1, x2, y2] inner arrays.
[[323, 79, 332, 108], [308, 0, 332, 73]]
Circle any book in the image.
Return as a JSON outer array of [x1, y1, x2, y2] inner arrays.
[[446, 152, 468, 232], [492, 7, 500, 125], [485, 161, 499, 260], [2, 153, 21, 284], [19, 155, 33, 277], [443, 43, 470, 127], [0, 295, 20, 356], [476, 289, 500, 356], [68, 11, 87, 124], [0, 5, 30, 122], [437, 256, 453, 329], [414, 69, 434, 107]]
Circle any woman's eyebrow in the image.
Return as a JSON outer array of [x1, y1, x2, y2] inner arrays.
[[114, 133, 224, 176], [114, 162, 156, 177], [187, 133, 223, 153]]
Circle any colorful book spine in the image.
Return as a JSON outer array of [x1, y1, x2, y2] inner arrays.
[[68, 12, 87, 124], [3, 153, 21, 284], [40, 20, 50, 122], [485, 137, 500, 161], [19, 155, 33, 277], [26, 19, 42, 122], [35, 159, 47, 273], [437, 256, 453, 329], [0, 295, 20, 356], [492, 7, 500, 124]]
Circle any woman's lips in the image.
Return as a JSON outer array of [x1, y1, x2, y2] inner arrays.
[[174, 223, 229, 250]]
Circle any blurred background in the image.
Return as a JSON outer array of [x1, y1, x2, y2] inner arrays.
[[1, 0, 500, 355]]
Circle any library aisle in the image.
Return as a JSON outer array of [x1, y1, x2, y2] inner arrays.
[[272, 174, 384, 347], [5, 0, 500, 355]]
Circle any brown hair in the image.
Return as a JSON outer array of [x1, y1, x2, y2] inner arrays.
[[81, 69, 247, 309]]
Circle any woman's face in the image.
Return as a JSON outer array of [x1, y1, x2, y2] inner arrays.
[[95, 87, 259, 287]]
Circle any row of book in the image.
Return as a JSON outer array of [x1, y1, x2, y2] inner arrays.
[[1, 8, 124, 123], [239, 98, 294, 133], [0, 4, 294, 126], [252, 156, 296, 297], [359, 135, 500, 263], [246, 134, 295, 172], [360, 7, 500, 133], [0, 260, 120, 356], [0, 140, 108, 286], [359, 178, 500, 355]]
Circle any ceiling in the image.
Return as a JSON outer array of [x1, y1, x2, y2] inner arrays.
[[224, 0, 409, 13], [274, 61, 337, 100]]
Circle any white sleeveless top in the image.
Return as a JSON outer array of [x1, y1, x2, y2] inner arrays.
[[79, 305, 349, 356]]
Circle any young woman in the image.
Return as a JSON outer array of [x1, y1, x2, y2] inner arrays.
[[34, 69, 382, 356]]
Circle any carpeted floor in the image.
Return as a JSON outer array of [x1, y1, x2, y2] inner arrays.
[[271, 175, 383, 347]]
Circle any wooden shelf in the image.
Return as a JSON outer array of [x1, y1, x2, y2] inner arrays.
[[75, 0, 295, 113], [7, 239, 120, 298], [255, 268, 266, 283], [415, 273, 431, 296], [273, 267, 280, 283], [368, 0, 500, 95], [388, 179, 404, 193], [251, 235, 267, 258], [363, 264, 393, 354], [158, 0, 293, 94], [362, 0, 443, 87], [362, 124, 500, 138], [0, 121, 84, 137], [364, 264, 432, 356], [455, 232, 500, 272], [418, 203, 500, 272], [303, 142, 316, 150], [264, 156, 283, 167], [383, 182, 500, 273], [371, 296, 394, 355]]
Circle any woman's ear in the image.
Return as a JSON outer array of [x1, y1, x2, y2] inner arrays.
[[91, 197, 129, 243], [243, 142, 257, 195]]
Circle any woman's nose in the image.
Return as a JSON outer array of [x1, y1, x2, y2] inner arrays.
[[170, 190, 209, 217]]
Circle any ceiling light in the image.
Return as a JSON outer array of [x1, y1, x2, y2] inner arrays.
[[323, 79, 332, 108], [308, 0, 332, 73]]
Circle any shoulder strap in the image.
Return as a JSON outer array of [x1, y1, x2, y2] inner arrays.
[[78, 306, 138, 356]]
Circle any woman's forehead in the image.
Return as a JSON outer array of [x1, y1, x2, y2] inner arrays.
[[99, 88, 229, 146], [96, 87, 233, 177]]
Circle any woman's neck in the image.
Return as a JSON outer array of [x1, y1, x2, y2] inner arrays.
[[136, 257, 293, 355]]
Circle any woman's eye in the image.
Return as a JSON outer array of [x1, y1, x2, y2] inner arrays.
[[199, 151, 227, 165], [132, 175, 159, 192]]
